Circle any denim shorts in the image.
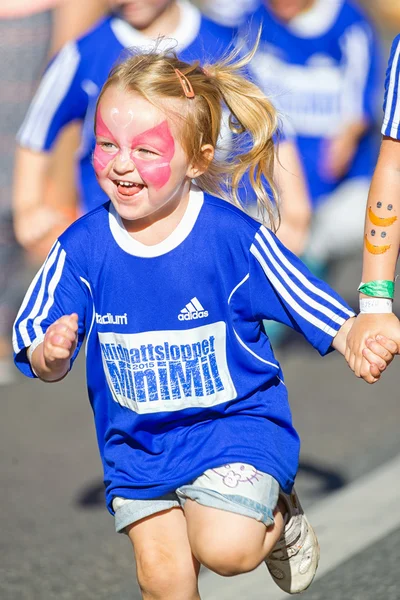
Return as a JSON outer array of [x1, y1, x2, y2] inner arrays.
[[112, 463, 280, 533]]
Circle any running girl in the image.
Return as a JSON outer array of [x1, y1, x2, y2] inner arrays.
[[13, 46, 396, 599]]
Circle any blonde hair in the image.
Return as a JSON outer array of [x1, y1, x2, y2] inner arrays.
[[96, 39, 280, 229]]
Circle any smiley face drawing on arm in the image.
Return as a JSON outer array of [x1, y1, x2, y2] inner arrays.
[[364, 203, 398, 255]]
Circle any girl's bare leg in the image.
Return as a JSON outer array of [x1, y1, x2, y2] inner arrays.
[[184, 499, 286, 577], [126, 507, 200, 600]]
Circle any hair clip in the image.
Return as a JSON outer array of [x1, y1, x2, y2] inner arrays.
[[174, 68, 195, 99]]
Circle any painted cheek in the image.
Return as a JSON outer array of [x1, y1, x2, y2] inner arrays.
[[133, 156, 172, 190], [94, 110, 118, 174], [130, 121, 176, 190], [93, 145, 114, 174]]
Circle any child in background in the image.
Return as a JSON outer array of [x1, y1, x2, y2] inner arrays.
[[13, 46, 396, 598], [346, 35, 400, 375], [246, 0, 382, 276]]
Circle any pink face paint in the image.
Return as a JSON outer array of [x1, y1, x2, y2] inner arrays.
[[94, 108, 176, 190], [131, 121, 175, 190], [93, 110, 118, 173]]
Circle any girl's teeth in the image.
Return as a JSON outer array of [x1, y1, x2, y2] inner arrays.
[[118, 181, 144, 188]]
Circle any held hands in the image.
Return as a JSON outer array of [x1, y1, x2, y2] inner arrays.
[[33, 314, 79, 382], [345, 313, 400, 382], [333, 317, 397, 383]]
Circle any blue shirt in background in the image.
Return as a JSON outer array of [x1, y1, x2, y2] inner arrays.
[[245, 0, 382, 208]]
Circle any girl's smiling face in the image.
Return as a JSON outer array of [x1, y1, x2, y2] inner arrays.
[[94, 85, 195, 227]]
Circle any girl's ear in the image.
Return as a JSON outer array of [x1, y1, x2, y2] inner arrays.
[[187, 144, 215, 179]]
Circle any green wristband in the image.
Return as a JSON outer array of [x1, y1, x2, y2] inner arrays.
[[357, 280, 395, 299]]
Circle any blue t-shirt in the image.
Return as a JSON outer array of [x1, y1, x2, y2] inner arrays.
[[382, 35, 400, 139], [245, 0, 381, 207], [13, 188, 354, 512], [17, 2, 237, 213]]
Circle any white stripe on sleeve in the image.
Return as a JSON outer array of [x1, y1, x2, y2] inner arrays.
[[260, 227, 354, 317], [250, 245, 338, 337], [12, 267, 46, 354], [16, 242, 61, 348], [17, 42, 80, 150], [32, 249, 67, 339], [255, 233, 346, 325]]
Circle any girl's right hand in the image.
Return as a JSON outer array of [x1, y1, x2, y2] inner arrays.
[[345, 312, 400, 378], [42, 313, 79, 372]]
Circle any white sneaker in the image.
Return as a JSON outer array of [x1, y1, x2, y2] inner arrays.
[[265, 488, 320, 594]]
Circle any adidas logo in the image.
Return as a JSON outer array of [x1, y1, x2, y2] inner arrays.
[[178, 297, 209, 321]]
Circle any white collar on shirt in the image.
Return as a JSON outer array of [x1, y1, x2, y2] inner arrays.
[[108, 185, 204, 258], [287, 0, 343, 38], [110, 0, 202, 52]]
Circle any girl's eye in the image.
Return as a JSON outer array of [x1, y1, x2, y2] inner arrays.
[[99, 141, 117, 150], [137, 148, 158, 156]]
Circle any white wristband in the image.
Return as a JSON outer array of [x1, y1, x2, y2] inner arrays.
[[359, 298, 393, 314], [26, 336, 45, 371]]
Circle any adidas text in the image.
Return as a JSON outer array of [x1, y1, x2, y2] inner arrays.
[[178, 310, 209, 321]]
